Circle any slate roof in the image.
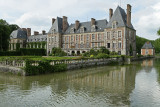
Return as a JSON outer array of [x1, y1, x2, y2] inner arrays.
[[64, 19, 108, 34], [107, 6, 134, 29], [10, 28, 27, 39], [48, 17, 64, 34], [27, 34, 47, 42], [142, 42, 154, 49]]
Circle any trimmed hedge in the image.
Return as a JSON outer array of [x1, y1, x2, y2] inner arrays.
[[0, 51, 21, 56], [20, 48, 46, 56]]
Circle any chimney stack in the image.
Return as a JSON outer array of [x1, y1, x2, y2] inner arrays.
[[34, 31, 39, 35], [22, 28, 27, 32], [75, 20, 80, 30], [52, 18, 56, 25], [127, 4, 132, 27], [42, 30, 46, 35], [63, 16, 68, 32], [109, 8, 113, 21], [91, 18, 96, 26], [27, 28, 31, 36]]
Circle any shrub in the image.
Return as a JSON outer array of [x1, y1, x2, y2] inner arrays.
[[0, 51, 21, 56], [52, 47, 67, 56], [20, 48, 46, 56], [90, 55, 94, 58], [96, 53, 109, 59], [25, 60, 67, 76]]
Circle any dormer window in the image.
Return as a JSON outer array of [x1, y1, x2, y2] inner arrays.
[[80, 27, 85, 33], [112, 21, 118, 29], [70, 28, 75, 33], [91, 25, 97, 32], [52, 29, 56, 34]]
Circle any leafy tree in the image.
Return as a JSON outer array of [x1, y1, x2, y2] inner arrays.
[[157, 28, 160, 36], [0, 19, 19, 51]]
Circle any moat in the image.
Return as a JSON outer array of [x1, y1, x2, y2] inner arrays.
[[0, 58, 160, 107]]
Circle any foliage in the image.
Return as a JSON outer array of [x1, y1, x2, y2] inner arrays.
[[16, 43, 20, 51], [153, 38, 160, 53], [110, 52, 118, 55], [20, 48, 46, 56], [0, 19, 19, 51], [157, 28, 160, 36], [52, 47, 67, 56], [0, 51, 21, 56], [96, 53, 109, 59], [25, 60, 67, 76], [99, 46, 110, 54], [136, 36, 152, 54]]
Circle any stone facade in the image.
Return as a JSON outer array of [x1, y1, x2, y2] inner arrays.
[[141, 42, 155, 56], [47, 4, 136, 56], [9, 4, 136, 56]]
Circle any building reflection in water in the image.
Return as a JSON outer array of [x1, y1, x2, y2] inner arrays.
[[0, 65, 138, 106], [141, 59, 153, 67], [50, 66, 137, 106]]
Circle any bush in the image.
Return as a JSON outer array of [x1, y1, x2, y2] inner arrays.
[[52, 47, 67, 56], [25, 60, 67, 76], [20, 48, 46, 56], [96, 53, 109, 59], [90, 55, 94, 58], [0, 51, 21, 56]]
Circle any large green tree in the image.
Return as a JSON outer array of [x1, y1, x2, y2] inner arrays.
[[0, 19, 19, 51], [157, 28, 160, 36]]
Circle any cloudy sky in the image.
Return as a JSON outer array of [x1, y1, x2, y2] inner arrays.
[[0, 0, 160, 40]]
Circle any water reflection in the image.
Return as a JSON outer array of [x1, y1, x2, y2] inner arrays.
[[0, 64, 140, 107]]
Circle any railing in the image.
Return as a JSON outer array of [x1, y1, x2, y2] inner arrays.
[[0, 60, 25, 67], [0, 57, 120, 68]]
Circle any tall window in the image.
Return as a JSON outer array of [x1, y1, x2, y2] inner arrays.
[[76, 35, 78, 41], [107, 43, 110, 48], [113, 43, 116, 48], [81, 35, 83, 41], [113, 31, 117, 38], [92, 43, 95, 48], [87, 34, 89, 41], [98, 34, 101, 40], [118, 42, 121, 48], [118, 31, 122, 38], [86, 43, 90, 48], [107, 32, 110, 39], [92, 34, 95, 40]]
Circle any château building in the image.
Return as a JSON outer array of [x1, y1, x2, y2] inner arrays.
[[9, 4, 136, 56]]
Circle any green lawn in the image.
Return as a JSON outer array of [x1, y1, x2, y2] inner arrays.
[[0, 56, 81, 61]]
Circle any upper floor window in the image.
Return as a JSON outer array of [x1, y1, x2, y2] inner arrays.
[[80, 27, 84, 33], [92, 34, 95, 40], [98, 34, 101, 41], [71, 28, 75, 33], [91, 25, 96, 32], [107, 32, 110, 39], [118, 31, 122, 38], [76, 35, 78, 41], [112, 31, 117, 38], [86, 34, 90, 41], [71, 36, 74, 41], [81, 35, 83, 41], [112, 21, 118, 29]]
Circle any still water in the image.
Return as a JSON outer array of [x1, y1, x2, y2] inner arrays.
[[0, 58, 160, 107]]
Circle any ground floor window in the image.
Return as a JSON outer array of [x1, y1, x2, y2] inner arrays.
[[107, 43, 110, 48], [118, 51, 121, 55]]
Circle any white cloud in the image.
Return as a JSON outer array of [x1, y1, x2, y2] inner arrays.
[[0, 0, 160, 40]]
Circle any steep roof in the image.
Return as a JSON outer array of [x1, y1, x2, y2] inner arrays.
[[27, 34, 47, 42], [142, 42, 154, 49], [48, 17, 63, 34], [64, 19, 108, 34], [10, 28, 27, 39], [107, 6, 134, 29]]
